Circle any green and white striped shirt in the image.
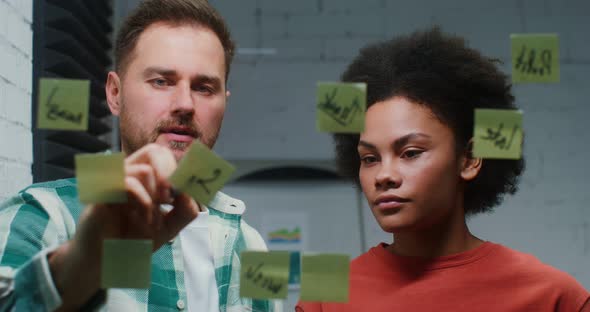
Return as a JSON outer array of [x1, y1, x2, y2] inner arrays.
[[0, 178, 278, 311]]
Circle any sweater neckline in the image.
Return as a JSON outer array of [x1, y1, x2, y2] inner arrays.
[[371, 241, 497, 271]]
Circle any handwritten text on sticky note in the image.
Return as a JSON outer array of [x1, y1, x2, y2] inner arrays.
[[75, 153, 127, 204], [37, 78, 90, 130], [511, 33, 559, 83], [473, 109, 523, 159], [300, 254, 350, 302], [169, 141, 235, 205], [317, 82, 366, 133], [101, 239, 152, 289], [239, 251, 290, 299]]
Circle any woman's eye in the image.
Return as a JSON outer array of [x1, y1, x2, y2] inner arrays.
[[402, 149, 423, 159], [360, 155, 378, 164]]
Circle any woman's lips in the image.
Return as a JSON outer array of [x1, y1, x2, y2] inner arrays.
[[374, 194, 409, 211], [375, 200, 404, 210]]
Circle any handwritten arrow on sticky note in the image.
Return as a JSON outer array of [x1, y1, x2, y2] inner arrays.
[[168, 141, 235, 205], [240, 251, 290, 299], [473, 109, 524, 159], [37, 78, 90, 130], [317, 82, 366, 133], [511, 33, 559, 83]]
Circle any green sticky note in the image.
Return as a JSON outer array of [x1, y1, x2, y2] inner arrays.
[[316, 82, 366, 133], [300, 254, 350, 302], [239, 251, 290, 299], [473, 109, 523, 159], [37, 78, 90, 130], [169, 141, 235, 205], [75, 153, 127, 204], [101, 239, 152, 289], [511, 33, 559, 83]]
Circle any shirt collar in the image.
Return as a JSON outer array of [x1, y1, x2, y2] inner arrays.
[[160, 191, 245, 216], [207, 191, 245, 215]]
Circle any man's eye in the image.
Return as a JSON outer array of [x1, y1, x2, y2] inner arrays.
[[401, 149, 423, 159], [152, 78, 168, 87], [194, 85, 214, 94]]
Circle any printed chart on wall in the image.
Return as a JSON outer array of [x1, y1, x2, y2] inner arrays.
[[261, 212, 309, 289]]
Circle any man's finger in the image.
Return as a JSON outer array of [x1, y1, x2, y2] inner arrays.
[[126, 163, 157, 201], [125, 144, 177, 192], [125, 176, 154, 225]]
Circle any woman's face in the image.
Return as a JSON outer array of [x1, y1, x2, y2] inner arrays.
[[358, 96, 465, 233]]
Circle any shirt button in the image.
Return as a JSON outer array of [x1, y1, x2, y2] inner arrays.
[[177, 299, 185, 310]]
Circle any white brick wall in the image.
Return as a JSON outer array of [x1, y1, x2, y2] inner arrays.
[[0, 0, 33, 201]]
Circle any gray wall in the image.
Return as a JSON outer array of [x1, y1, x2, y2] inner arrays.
[[116, 0, 590, 298], [212, 0, 590, 163]]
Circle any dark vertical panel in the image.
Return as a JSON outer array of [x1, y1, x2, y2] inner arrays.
[[32, 0, 114, 182]]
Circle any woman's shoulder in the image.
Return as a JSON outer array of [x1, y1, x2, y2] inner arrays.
[[489, 243, 570, 275], [488, 243, 588, 294]]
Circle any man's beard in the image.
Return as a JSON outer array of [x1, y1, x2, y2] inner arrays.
[[169, 140, 190, 150], [119, 111, 205, 156], [148, 116, 201, 148]]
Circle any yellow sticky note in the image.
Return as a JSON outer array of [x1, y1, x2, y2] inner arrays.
[[473, 109, 523, 159], [169, 141, 235, 205], [75, 153, 127, 204], [511, 33, 559, 83], [300, 254, 350, 302], [37, 78, 90, 130], [101, 239, 152, 289], [239, 251, 290, 299], [317, 82, 366, 133]]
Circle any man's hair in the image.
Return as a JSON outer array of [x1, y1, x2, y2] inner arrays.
[[115, 0, 235, 80], [334, 27, 525, 215]]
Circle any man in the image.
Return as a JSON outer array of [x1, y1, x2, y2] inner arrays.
[[0, 0, 277, 311]]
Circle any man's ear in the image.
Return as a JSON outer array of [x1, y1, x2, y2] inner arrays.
[[460, 139, 482, 181], [106, 71, 122, 116], [226, 90, 231, 99]]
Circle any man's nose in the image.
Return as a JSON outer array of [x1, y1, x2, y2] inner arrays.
[[171, 81, 195, 114]]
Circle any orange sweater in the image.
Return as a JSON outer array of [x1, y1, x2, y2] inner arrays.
[[297, 242, 589, 312]]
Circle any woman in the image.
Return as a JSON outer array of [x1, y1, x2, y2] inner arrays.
[[297, 27, 589, 311]]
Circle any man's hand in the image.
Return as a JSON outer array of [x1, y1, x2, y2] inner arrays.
[[48, 144, 199, 310]]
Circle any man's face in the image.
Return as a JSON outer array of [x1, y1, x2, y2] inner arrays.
[[107, 23, 228, 161], [357, 96, 464, 233]]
